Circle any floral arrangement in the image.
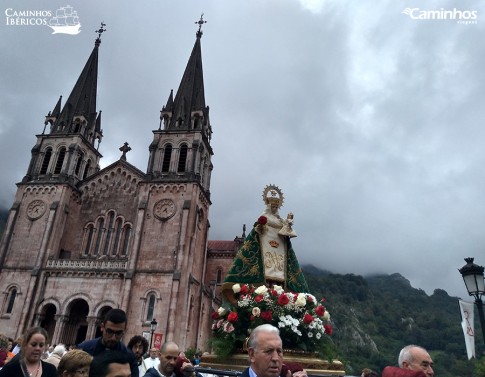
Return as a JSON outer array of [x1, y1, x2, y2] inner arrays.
[[211, 283, 332, 358]]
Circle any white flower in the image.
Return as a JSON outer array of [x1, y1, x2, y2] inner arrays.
[[308, 332, 313, 338], [295, 293, 306, 306], [252, 307, 261, 317], [278, 321, 286, 328], [315, 332, 321, 339], [323, 311, 331, 321], [273, 285, 284, 294], [232, 284, 241, 293], [217, 307, 226, 316], [255, 285, 268, 295]]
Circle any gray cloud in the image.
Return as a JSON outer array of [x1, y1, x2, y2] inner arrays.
[[1, 0, 484, 299]]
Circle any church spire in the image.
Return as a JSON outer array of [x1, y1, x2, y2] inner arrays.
[[47, 23, 106, 148], [160, 15, 208, 132]]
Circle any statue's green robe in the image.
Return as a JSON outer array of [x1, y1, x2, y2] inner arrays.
[[222, 227, 309, 300]]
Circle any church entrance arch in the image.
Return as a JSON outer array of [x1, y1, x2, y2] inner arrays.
[[39, 304, 57, 343], [60, 299, 89, 346], [94, 305, 112, 338]]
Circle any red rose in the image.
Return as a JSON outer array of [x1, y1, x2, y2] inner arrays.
[[278, 294, 289, 305], [227, 312, 239, 323], [321, 297, 326, 303], [272, 289, 278, 297], [261, 311, 273, 321], [240, 285, 249, 294], [307, 296, 314, 303], [315, 305, 325, 316], [258, 216, 267, 225], [324, 324, 332, 335], [293, 293, 299, 300], [303, 314, 314, 324], [211, 312, 219, 320], [250, 315, 255, 321], [255, 295, 264, 303]]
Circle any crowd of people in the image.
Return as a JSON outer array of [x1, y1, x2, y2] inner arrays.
[[0, 308, 434, 377]]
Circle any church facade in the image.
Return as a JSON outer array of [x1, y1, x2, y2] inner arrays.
[[0, 24, 239, 351]]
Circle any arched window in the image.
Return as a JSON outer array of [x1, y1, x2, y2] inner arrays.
[[177, 144, 188, 173], [112, 219, 123, 256], [103, 212, 115, 255], [40, 148, 52, 175], [54, 147, 66, 174], [146, 293, 156, 321], [162, 144, 172, 173], [120, 225, 131, 256], [84, 224, 94, 255], [83, 159, 91, 180], [75, 152, 84, 176], [93, 218, 105, 255], [6, 288, 17, 314], [216, 268, 223, 284]]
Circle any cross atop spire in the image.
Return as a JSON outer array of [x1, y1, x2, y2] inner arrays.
[[95, 22, 106, 45], [119, 142, 131, 161], [195, 14, 206, 38]]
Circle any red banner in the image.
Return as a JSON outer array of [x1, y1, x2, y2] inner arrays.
[[153, 333, 163, 349]]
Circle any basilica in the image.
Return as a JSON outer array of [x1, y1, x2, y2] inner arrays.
[[0, 21, 241, 351]]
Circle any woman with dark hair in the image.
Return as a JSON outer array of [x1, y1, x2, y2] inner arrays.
[[0, 327, 57, 377]]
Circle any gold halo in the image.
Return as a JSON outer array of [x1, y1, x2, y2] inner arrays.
[[262, 184, 284, 208]]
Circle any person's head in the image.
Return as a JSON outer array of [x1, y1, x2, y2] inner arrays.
[[52, 344, 66, 358], [247, 324, 283, 377], [58, 349, 93, 377], [149, 347, 159, 359], [0, 334, 8, 350], [159, 341, 180, 376], [399, 345, 434, 376], [89, 351, 131, 377], [8, 337, 13, 351], [21, 327, 49, 363], [100, 309, 127, 349], [127, 335, 148, 361]]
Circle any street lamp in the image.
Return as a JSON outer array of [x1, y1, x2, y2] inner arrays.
[[149, 318, 157, 349], [459, 257, 485, 344]]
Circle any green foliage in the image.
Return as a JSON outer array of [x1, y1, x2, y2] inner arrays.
[[303, 266, 480, 377]]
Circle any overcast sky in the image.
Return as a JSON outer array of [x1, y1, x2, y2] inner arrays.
[[1, 0, 484, 299]]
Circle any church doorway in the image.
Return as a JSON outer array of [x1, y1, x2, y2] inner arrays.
[[61, 299, 89, 346], [39, 304, 56, 343]]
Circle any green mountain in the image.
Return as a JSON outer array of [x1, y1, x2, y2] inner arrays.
[[303, 265, 484, 376]]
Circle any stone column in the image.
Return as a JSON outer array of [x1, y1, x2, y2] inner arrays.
[[52, 315, 68, 345]]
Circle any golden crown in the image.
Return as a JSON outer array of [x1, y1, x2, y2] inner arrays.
[[262, 184, 284, 208]]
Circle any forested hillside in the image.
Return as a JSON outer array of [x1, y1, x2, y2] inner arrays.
[[303, 266, 485, 376]]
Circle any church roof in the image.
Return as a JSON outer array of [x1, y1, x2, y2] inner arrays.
[[207, 240, 238, 251]]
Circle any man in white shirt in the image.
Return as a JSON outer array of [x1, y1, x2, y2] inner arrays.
[[142, 348, 161, 376]]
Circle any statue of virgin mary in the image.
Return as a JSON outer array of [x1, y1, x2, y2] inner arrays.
[[222, 185, 309, 302]]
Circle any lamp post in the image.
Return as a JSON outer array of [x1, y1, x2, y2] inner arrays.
[[459, 257, 485, 344], [149, 318, 157, 349]]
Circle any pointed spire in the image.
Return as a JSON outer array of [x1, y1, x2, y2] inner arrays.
[[164, 18, 207, 130], [51, 23, 106, 147], [52, 95, 62, 118]]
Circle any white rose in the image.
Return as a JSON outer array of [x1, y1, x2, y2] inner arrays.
[[232, 284, 241, 293], [218, 307, 226, 316], [255, 285, 268, 295], [252, 307, 261, 317], [295, 293, 306, 306], [323, 311, 331, 321], [273, 285, 284, 294]]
